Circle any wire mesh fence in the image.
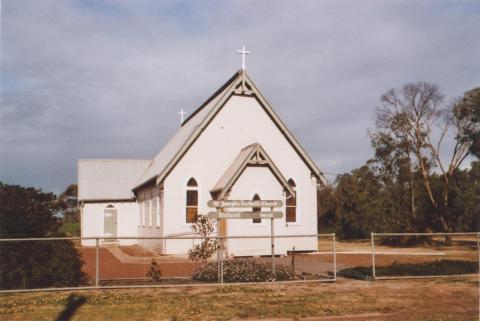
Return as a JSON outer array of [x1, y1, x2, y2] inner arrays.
[[2, 232, 478, 292], [0, 234, 336, 293], [370, 232, 480, 280]]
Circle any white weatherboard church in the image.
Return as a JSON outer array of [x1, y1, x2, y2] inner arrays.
[[78, 48, 326, 256]]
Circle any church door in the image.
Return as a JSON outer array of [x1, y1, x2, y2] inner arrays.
[[104, 205, 118, 241]]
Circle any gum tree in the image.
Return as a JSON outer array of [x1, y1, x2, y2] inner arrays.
[[372, 82, 476, 233]]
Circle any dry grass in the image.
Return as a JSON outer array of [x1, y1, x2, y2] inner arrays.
[[0, 277, 478, 321]]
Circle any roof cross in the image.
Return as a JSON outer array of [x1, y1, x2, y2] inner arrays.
[[178, 108, 187, 124], [237, 45, 250, 71]]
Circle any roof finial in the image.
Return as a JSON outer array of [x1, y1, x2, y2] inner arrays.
[[178, 108, 186, 124], [237, 45, 250, 71]]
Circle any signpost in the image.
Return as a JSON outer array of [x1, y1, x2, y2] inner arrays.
[[208, 199, 283, 279], [207, 200, 283, 208], [207, 211, 283, 220]]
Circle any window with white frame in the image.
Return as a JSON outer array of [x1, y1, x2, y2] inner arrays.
[[286, 179, 296, 223], [186, 178, 198, 223]]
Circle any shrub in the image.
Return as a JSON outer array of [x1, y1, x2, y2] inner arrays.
[[188, 216, 217, 262], [192, 259, 296, 283], [145, 259, 161, 282], [0, 183, 86, 289], [337, 266, 373, 281], [338, 259, 478, 281], [379, 235, 432, 247]]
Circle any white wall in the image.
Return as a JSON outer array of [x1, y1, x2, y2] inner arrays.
[[137, 186, 165, 253], [81, 202, 138, 246], [226, 167, 317, 256], [162, 95, 318, 255]]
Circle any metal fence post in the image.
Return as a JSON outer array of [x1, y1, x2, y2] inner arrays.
[[292, 246, 295, 270], [271, 215, 275, 273], [371, 232, 376, 280], [333, 234, 337, 282], [95, 238, 99, 287], [477, 232, 479, 321], [217, 240, 221, 283], [220, 235, 224, 284], [216, 220, 220, 283]]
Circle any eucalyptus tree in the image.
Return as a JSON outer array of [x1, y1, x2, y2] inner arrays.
[[371, 82, 476, 233], [454, 87, 480, 158]]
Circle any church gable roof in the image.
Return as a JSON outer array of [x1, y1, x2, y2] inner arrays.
[[212, 143, 296, 200], [134, 70, 326, 191], [134, 71, 241, 190]]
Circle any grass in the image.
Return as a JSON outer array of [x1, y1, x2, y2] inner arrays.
[[338, 259, 478, 280], [59, 223, 80, 236], [0, 287, 372, 321], [0, 277, 477, 321]]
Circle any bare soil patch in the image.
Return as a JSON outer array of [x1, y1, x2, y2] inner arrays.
[[78, 247, 202, 282], [76, 239, 477, 283]]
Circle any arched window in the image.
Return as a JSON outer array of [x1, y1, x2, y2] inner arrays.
[[286, 179, 296, 223], [252, 194, 261, 224], [186, 178, 198, 223]]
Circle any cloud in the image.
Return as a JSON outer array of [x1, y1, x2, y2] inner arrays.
[[1, 0, 479, 192]]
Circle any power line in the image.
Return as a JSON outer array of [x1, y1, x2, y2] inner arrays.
[[322, 172, 344, 176]]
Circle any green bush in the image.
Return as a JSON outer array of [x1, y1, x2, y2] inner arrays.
[[59, 223, 80, 236], [192, 259, 296, 283], [338, 259, 478, 281], [0, 183, 86, 289], [337, 266, 373, 281], [0, 241, 86, 289]]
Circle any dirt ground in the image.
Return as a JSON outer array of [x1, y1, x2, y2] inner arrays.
[[0, 276, 478, 321], [2, 239, 478, 320], [78, 247, 202, 282], [77, 239, 478, 282]]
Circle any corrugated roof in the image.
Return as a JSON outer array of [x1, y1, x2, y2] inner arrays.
[[78, 159, 151, 201]]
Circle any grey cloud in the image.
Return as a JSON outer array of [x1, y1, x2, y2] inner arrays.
[[1, 0, 479, 192]]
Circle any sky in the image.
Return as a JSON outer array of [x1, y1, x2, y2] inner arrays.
[[1, 0, 479, 194]]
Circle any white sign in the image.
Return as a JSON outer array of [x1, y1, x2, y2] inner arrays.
[[207, 211, 283, 219], [207, 200, 283, 208]]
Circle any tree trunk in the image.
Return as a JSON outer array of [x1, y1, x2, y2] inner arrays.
[[441, 176, 452, 245], [416, 152, 439, 210], [409, 161, 416, 220]]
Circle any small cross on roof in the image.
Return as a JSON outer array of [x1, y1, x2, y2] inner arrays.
[[178, 108, 187, 124], [237, 45, 250, 71]]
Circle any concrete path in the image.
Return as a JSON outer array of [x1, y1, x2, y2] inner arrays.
[[105, 245, 191, 264]]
